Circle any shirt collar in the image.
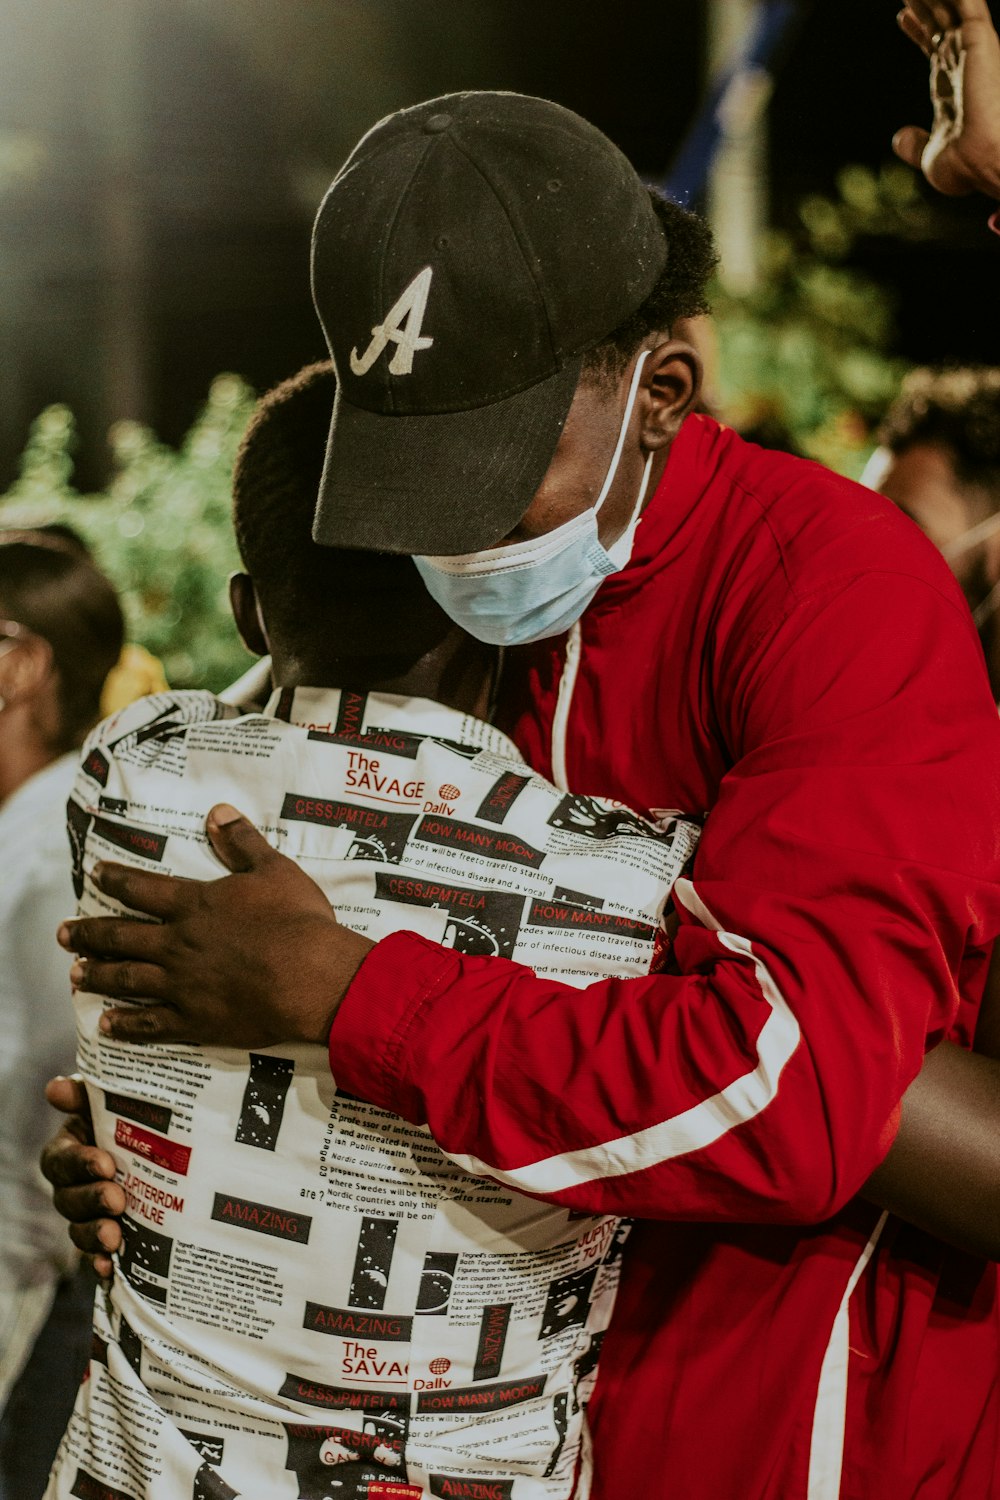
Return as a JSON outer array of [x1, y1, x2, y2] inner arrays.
[[262, 685, 523, 762], [0, 751, 77, 833]]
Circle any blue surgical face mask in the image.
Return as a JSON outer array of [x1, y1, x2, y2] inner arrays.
[[415, 351, 653, 646]]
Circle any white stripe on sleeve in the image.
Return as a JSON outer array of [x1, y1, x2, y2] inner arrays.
[[444, 879, 802, 1194]]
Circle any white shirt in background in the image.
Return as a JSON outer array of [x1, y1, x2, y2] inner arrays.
[[0, 754, 79, 1413]]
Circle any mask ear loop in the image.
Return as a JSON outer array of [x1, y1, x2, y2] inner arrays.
[[604, 449, 654, 569], [629, 449, 654, 524], [593, 349, 651, 517]]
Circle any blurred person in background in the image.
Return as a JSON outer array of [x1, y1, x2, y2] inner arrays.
[[0, 532, 124, 1500], [869, 367, 1000, 699], [30, 523, 168, 718], [98, 643, 168, 720]]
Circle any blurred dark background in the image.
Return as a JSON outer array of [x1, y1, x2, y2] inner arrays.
[[0, 0, 996, 490]]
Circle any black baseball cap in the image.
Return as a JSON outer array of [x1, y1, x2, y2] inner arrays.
[[311, 91, 667, 555]]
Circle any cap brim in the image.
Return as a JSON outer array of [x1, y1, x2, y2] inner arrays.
[[312, 356, 582, 555]]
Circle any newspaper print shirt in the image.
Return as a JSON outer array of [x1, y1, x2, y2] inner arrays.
[[47, 686, 699, 1500]]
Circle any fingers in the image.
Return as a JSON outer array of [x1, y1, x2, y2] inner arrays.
[[70, 1217, 123, 1262], [898, 7, 936, 55], [98, 1004, 191, 1045], [41, 1105, 124, 1277], [901, 2, 961, 45], [59, 915, 166, 962], [71, 959, 169, 1002], [54, 1178, 126, 1225], [44, 1075, 89, 1116], [911, 0, 960, 30], [206, 804, 275, 875], [893, 124, 931, 167], [41, 1128, 116, 1190], [84, 862, 186, 921], [904, 0, 936, 34]]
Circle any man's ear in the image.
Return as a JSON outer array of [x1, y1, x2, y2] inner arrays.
[[640, 339, 703, 451], [0, 632, 53, 710], [229, 573, 268, 657]]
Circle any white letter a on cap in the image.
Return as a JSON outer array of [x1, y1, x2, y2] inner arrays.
[[350, 266, 434, 377]]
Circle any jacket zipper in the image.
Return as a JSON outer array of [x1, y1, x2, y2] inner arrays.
[[551, 621, 582, 792]]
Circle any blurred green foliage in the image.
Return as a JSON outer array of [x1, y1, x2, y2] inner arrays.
[[0, 165, 931, 688], [0, 373, 257, 692], [713, 162, 933, 475]]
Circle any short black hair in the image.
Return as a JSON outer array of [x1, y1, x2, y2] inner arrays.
[[878, 367, 1000, 497], [232, 362, 452, 664], [580, 190, 718, 387], [0, 531, 125, 752]]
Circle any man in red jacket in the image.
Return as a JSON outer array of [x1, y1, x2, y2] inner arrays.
[[62, 92, 1000, 1497]]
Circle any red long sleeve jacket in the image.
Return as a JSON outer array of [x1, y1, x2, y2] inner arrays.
[[330, 415, 1000, 1499]]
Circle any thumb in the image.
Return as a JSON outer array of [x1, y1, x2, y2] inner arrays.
[[45, 1074, 89, 1116], [892, 125, 931, 169], [206, 804, 274, 873]]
